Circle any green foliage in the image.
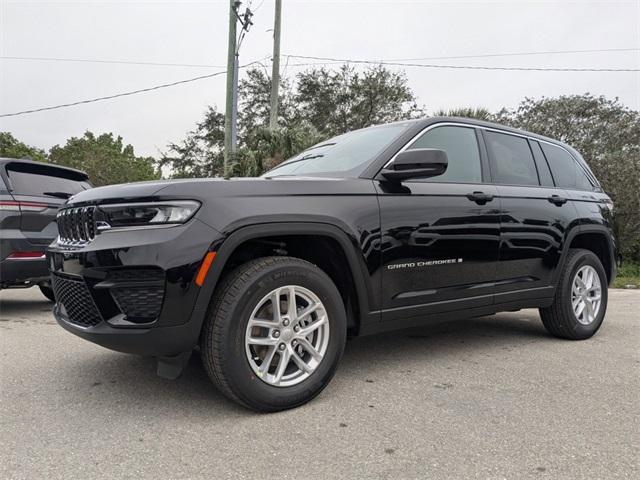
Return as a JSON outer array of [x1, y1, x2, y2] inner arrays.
[[242, 125, 322, 173], [162, 64, 423, 177], [432, 107, 494, 122], [0, 132, 47, 162], [295, 65, 424, 137], [498, 94, 640, 259], [160, 107, 225, 179], [612, 261, 640, 289], [49, 131, 160, 187]]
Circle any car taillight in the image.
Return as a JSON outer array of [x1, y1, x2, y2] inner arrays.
[[7, 251, 45, 259], [0, 201, 49, 212]]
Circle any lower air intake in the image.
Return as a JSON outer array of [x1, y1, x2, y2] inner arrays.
[[52, 274, 103, 327]]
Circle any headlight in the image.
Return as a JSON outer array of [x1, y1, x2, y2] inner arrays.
[[98, 201, 201, 229]]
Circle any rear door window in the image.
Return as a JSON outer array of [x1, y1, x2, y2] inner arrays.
[[485, 131, 540, 186], [6, 164, 90, 198], [541, 143, 594, 191]]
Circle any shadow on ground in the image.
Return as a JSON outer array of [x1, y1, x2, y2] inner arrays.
[[50, 311, 552, 415], [0, 292, 54, 320]]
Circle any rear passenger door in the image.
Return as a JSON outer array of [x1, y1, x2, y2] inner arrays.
[[484, 130, 576, 303]]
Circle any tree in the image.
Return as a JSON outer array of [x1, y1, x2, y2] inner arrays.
[[0, 132, 47, 162], [433, 107, 494, 122], [162, 64, 424, 177], [161, 107, 226, 179], [498, 94, 640, 260], [295, 65, 423, 137], [49, 131, 159, 186]]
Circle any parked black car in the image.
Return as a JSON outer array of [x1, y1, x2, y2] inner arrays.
[[0, 158, 91, 300], [47, 117, 618, 411]]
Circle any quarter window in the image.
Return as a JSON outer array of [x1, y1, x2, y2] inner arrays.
[[530, 140, 555, 187], [541, 143, 593, 191], [485, 131, 539, 186], [406, 126, 482, 183]]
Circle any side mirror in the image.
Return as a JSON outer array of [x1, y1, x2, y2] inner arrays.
[[381, 149, 448, 183]]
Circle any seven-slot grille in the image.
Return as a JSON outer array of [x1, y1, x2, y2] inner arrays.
[[57, 206, 96, 244]]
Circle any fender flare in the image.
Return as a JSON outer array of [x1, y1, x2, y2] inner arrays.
[[553, 223, 617, 286], [189, 222, 376, 333]]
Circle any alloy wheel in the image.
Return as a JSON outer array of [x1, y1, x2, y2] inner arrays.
[[245, 285, 330, 387], [571, 265, 602, 325]]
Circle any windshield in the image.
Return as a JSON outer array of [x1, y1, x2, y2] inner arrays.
[[263, 123, 412, 177]]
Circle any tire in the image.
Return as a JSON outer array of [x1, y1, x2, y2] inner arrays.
[[540, 248, 608, 340], [200, 256, 347, 412], [39, 284, 56, 302]]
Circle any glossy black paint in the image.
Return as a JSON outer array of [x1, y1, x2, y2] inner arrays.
[[376, 181, 501, 319], [46, 117, 618, 358]]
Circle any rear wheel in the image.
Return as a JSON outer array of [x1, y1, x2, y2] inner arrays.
[[540, 248, 608, 340], [200, 256, 347, 412], [39, 284, 55, 302]]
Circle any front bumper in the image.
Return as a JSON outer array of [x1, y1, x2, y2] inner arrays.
[[47, 218, 221, 357]]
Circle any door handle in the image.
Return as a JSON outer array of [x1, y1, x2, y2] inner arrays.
[[466, 191, 494, 205], [548, 195, 568, 206]]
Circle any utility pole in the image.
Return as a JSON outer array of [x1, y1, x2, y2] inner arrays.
[[223, 1, 253, 178], [223, 0, 239, 178], [269, 0, 282, 130]]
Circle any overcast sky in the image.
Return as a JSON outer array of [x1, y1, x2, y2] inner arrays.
[[1, 0, 638, 158]]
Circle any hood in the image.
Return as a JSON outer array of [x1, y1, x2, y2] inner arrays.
[[65, 176, 358, 206]]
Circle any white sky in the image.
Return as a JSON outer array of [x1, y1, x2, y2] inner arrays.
[[1, 0, 639, 158]]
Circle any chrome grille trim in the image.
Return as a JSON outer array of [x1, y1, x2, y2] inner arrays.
[[56, 206, 97, 245]]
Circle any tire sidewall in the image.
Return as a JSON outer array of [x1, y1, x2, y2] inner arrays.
[[216, 262, 346, 410], [561, 250, 608, 338]]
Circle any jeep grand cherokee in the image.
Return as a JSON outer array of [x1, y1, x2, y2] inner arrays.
[[46, 117, 618, 411]]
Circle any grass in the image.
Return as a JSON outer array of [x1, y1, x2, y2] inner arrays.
[[612, 261, 640, 289]]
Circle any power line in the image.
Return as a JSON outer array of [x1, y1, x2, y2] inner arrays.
[[0, 59, 265, 118], [0, 71, 225, 118], [2, 47, 637, 69], [0, 55, 225, 69], [385, 47, 640, 62], [2, 52, 637, 118], [283, 54, 640, 72]]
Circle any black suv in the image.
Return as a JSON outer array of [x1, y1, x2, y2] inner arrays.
[[0, 159, 91, 300], [47, 118, 618, 411]]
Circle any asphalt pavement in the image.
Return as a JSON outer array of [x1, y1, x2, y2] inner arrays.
[[1, 287, 638, 480]]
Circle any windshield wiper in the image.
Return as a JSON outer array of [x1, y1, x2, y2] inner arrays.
[[43, 191, 73, 199], [297, 154, 324, 161], [301, 142, 336, 152]]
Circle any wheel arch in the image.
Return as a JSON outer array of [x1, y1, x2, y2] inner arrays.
[[192, 222, 376, 336], [556, 225, 617, 286]]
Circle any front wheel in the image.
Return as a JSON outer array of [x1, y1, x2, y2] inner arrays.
[[540, 248, 608, 340], [200, 256, 347, 412]]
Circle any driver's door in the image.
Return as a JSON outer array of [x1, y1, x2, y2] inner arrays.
[[375, 124, 501, 323]]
